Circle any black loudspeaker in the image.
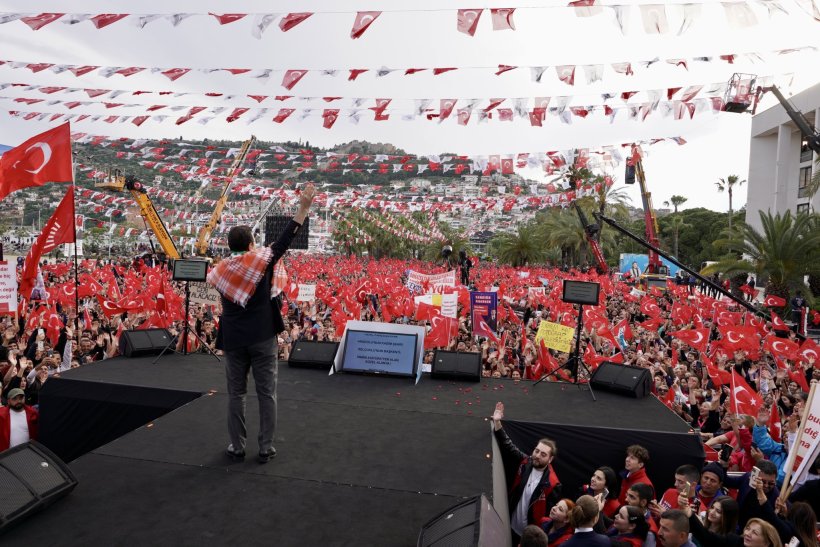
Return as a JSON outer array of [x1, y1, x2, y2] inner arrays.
[[288, 340, 339, 369], [431, 351, 481, 382], [418, 494, 506, 547], [265, 214, 309, 250], [0, 441, 78, 532], [590, 361, 652, 398], [118, 328, 172, 358]]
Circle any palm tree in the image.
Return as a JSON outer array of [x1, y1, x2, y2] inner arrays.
[[715, 175, 746, 231], [488, 224, 551, 267], [666, 215, 690, 258], [663, 195, 688, 213], [709, 210, 820, 302]]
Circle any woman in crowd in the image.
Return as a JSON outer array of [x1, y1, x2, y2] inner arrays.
[[581, 466, 620, 518], [747, 476, 818, 547], [562, 495, 609, 547], [605, 505, 648, 547], [539, 498, 575, 546], [701, 495, 739, 537], [679, 492, 782, 547]]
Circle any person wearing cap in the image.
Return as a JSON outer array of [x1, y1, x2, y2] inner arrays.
[[0, 387, 39, 451], [696, 463, 728, 509]]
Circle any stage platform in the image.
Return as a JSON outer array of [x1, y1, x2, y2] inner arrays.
[[3, 353, 700, 546]]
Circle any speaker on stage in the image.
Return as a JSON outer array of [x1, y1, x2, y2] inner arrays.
[[418, 494, 506, 547], [288, 340, 339, 369], [431, 351, 481, 382], [265, 214, 310, 250], [590, 361, 652, 398], [0, 441, 78, 532], [119, 328, 173, 358]]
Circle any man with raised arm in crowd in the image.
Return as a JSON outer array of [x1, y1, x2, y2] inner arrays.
[[493, 401, 562, 545], [207, 184, 315, 464]]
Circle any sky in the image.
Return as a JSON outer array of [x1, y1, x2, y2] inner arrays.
[[0, 0, 819, 213]]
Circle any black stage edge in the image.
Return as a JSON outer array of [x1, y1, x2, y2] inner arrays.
[[5, 354, 702, 546]]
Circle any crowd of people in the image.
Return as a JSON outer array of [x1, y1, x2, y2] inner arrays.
[[1, 248, 818, 546]]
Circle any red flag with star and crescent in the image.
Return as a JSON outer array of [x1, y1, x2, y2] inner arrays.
[[0, 122, 73, 201], [731, 370, 763, 415], [18, 186, 75, 300]]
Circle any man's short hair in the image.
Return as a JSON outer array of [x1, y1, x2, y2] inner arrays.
[[519, 524, 549, 547], [659, 509, 689, 534], [755, 460, 777, 477], [227, 225, 254, 252], [676, 464, 700, 484], [627, 444, 650, 464], [629, 482, 655, 502], [537, 438, 557, 459]]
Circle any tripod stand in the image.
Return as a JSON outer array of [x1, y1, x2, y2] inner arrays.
[[533, 303, 596, 400], [154, 280, 220, 363]]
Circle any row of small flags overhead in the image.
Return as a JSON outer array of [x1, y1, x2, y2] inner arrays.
[[0, 48, 808, 88], [2, 3, 817, 37]]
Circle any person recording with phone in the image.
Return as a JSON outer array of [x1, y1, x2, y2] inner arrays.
[[722, 459, 780, 530], [581, 466, 620, 518]]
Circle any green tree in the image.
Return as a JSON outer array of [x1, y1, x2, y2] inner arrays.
[[488, 224, 551, 267], [664, 215, 691, 259], [663, 195, 688, 213], [715, 175, 746, 231], [709, 210, 820, 303]]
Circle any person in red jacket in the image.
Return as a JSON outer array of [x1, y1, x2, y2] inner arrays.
[[493, 402, 562, 545], [1, 388, 38, 451], [618, 444, 654, 505]]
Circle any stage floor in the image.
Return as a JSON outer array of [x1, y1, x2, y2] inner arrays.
[[3, 353, 692, 546]]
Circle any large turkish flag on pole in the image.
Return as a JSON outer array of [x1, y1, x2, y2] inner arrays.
[[0, 122, 73, 201], [19, 186, 76, 299]]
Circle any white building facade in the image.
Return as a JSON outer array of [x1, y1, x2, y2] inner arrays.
[[745, 83, 819, 233]]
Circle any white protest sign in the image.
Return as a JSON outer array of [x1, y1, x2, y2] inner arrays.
[[784, 384, 820, 492], [189, 282, 221, 308], [414, 293, 458, 318], [297, 283, 316, 302], [0, 262, 17, 313]]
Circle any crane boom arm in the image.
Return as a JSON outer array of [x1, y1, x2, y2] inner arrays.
[[765, 86, 820, 153], [195, 136, 257, 255], [129, 185, 180, 259], [572, 202, 608, 274], [632, 154, 662, 274]]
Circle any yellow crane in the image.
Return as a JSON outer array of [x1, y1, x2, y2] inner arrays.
[[95, 170, 181, 259], [195, 136, 257, 256]]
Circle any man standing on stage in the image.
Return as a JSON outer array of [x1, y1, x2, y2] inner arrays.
[[208, 184, 315, 464]]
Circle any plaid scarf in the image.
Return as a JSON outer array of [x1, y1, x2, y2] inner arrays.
[[207, 247, 274, 308]]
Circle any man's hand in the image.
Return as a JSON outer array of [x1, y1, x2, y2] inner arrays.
[[492, 402, 504, 430]]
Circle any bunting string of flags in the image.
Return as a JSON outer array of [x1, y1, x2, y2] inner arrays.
[[1, 3, 817, 38], [0, 48, 811, 88]]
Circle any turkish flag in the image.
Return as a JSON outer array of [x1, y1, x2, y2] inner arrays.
[[702, 355, 731, 386], [272, 108, 295, 123], [280, 12, 313, 31], [669, 328, 710, 353], [640, 296, 662, 317], [281, 70, 308, 90], [764, 336, 800, 361], [351, 11, 381, 39], [763, 294, 786, 307], [731, 370, 763, 415], [457, 9, 483, 35], [18, 186, 75, 299], [490, 8, 516, 30], [800, 338, 819, 363], [209, 13, 247, 25], [771, 312, 789, 332], [0, 122, 73, 201], [769, 402, 782, 443], [425, 315, 457, 349], [96, 295, 128, 317], [415, 301, 439, 322], [20, 13, 64, 30], [322, 109, 340, 129]]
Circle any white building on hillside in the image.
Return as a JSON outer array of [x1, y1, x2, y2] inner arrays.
[[745, 83, 819, 233]]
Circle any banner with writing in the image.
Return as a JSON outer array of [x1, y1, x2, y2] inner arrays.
[[189, 282, 221, 308], [470, 291, 497, 339], [297, 283, 316, 302], [406, 269, 457, 293], [535, 320, 575, 353], [0, 262, 17, 314]]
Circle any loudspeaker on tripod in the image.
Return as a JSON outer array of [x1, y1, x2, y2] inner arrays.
[[0, 441, 78, 532], [590, 361, 652, 398], [418, 494, 506, 547]]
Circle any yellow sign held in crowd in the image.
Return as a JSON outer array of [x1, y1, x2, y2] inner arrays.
[[534, 320, 575, 353]]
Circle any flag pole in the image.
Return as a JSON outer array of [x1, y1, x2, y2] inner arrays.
[[71, 134, 79, 334]]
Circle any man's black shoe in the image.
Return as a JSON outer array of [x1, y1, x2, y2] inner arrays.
[[258, 448, 276, 464], [225, 446, 245, 460]]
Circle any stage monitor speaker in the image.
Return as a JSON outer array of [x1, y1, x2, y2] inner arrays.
[[431, 351, 481, 382], [288, 340, 339, 369], [0, 441, 78, 532], [590, 361, 652, 398], [119, 328, 172, 358], [418, 494, 506, 547], [264, 214, 310, 250]]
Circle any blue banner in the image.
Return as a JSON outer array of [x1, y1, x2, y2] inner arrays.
[[470, 291, 498, 339]]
